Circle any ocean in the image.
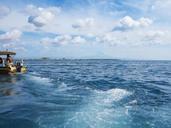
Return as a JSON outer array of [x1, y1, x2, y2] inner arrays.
[[0, 60, 171, 128]]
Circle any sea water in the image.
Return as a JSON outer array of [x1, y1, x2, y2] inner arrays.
[[0, 60, 171, 128]]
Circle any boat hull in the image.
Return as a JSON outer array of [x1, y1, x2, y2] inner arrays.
[[0, 66, 27, 74], [0, 66, 17, 74]]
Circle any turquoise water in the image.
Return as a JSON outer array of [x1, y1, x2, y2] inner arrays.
[[0, 60, 171, 128]]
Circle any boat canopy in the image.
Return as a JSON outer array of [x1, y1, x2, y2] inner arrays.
[[0, 51, 16, 55]]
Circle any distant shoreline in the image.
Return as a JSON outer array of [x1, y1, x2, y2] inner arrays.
[[15, 58, 171, 61]]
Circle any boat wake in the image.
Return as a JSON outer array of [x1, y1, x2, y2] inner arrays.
[[25, 72, 53, 86], [63, 88, 132, 128]]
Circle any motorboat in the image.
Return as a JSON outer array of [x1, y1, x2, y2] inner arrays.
[[0, 51, 27, 74]]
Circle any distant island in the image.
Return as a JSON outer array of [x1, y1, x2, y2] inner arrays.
[[41, 57, 50, 60]]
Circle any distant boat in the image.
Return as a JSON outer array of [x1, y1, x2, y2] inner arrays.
[[0, 51, 27, 74]]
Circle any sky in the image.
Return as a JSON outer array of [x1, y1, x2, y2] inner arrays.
[[0, 0, 171, 59]]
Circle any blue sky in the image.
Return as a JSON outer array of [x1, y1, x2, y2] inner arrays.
[[0, 0, 171, 59]]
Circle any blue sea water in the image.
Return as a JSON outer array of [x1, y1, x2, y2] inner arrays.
[[0, 60, 171, 128]]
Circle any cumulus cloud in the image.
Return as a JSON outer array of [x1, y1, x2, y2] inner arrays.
[[0, 5, 10, 17], [72, 18, 95, 29], [26, 5, 61, 27], [41, 35, 72, 46], [2, 43, 26, 52], [41, 35, 86, 47], [96, 29, 170, 46], [96, 32, 127, 46], [72, 36, 86, 44], [142, 30, 165, 44], [0, 29, 26, 51], [0, 29, 22, 42], [28, 12, 55, 27], [113, 16, 152, 31], [41, 29, 169, 48]]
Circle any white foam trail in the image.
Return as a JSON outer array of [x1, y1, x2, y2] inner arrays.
[[107, 88, 131, 101], [95, 88, 132, 103], [64, 88, 132, 128], [56, 82, 89, 92], [128, 100, 137, 105], [26, 74, 53, 86], [57, 82, 74, 92]]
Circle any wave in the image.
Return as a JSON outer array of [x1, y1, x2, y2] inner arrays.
[[56, 82, 75, 92], [64, 88, 132, 128], [24, 73, 53, 86], [94, 88, 132, 103]]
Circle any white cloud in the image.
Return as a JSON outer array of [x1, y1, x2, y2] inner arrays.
[[113, 16, 152, 31], [0, 29, 22, 42], [72, 18, 95, 29], [2, 43, 26, 52], [96, 29, 171, 46], [0, 5, 10, 17], [41, 35, 86, 47], [0, 4, 113, 35], [143, 31, 164, 41], [70, 17, 113, 35], [72, 36, 86, 44], [28, 12, 54, 27], [96, 32, 128, 46], [41, 28, 171, 48], [41, 35, 72, 47], [26, 5, 61, 27], [0, 30, 26, 52]]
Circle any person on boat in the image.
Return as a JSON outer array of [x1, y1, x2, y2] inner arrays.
[[16, 62, 21, 72], [0, 57, 3, 67], [16, 59, 24, 71], [21, 59, 24, 66], [6, 54, 13, 66]]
